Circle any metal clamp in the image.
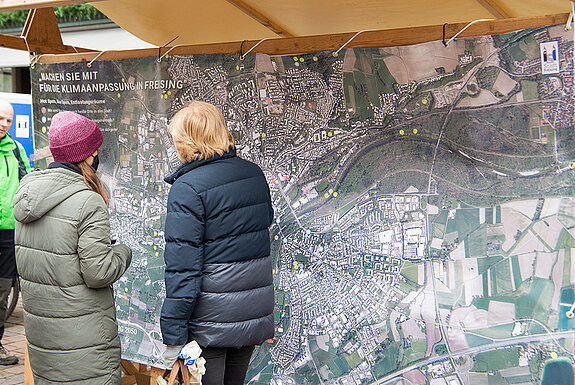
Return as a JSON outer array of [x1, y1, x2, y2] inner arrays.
[[239, 38, 272, 60], [442, 19, 494, 47], [333, 29, 376, 57], [87, 51, 107, 68]]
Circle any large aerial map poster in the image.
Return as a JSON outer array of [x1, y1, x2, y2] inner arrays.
[[31, 25, 574, 384]]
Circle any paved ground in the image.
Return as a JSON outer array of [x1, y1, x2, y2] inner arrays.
[[0, 299, 25, 385]]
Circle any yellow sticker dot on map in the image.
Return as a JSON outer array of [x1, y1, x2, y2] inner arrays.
[[413, 129, 418, 134], [154, 231, 157, 236], [293, 57, 298, 61], [293, 261, 298, 269], [122, 78, 125, 83], [551, 352, 558, 359], [313, 57, 318, 61], [159, 187, 162, 192], [153, 246, 157, 250], [324, 193, 329, 198], [125, 287, 128, 292], [117, 305, 120, 310], [42, 127, 46, 133], [299, 58, 304, 62], [272, 269, 275, 274], [261, 133, 266, 138], [149, 177, 153, 182], [329, 189, 333, 194], [274, 235, 279, 240], [422, 99, 427, 104], [168, 91, 172, 96], [333, 192, 338, 197], [328, 132, 333, 137], [117, 93, 121, 98], [399, 130, 404, 135], [155, 252, 159, 256]]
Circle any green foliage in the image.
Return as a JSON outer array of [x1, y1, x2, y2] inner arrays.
[[0, 4, 106, 28]]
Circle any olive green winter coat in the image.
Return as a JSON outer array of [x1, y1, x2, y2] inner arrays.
[[12, 167, 132, 385]]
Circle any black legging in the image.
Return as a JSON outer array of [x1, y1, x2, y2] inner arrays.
[[201, 345, 255, 385]]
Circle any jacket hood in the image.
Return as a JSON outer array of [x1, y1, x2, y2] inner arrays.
[[13, 168, 89, 224]]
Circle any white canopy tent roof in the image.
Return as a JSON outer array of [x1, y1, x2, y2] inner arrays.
[[0, 0, 573, 64]]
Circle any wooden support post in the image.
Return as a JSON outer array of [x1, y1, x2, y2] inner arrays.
[[24, 339, 33, 385]]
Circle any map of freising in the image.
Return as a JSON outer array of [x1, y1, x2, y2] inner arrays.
[[31, 25, 575, 384]]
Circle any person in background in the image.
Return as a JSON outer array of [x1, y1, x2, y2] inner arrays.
[[160, 101, 275, 385], [0, 99, 30, 366], [13, 111, 132, 384]]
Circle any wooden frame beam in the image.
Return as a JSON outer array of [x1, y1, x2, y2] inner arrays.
[[475, 0, 511, 19], [224, 0, 294, 37], [0, 6, 96, 54], [33, 12, 569, 64], [0, 0, 103, 12]]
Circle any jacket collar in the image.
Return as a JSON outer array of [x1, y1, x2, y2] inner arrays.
[[0, 134, 16, 152], [48, 162, 83, 175], [164, 148, 237, 185]]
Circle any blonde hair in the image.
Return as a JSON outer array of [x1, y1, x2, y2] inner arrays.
[[168, 101, 235, 163], [77, 161, 108, 205]]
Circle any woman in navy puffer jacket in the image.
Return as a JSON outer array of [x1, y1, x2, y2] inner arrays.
[[160, 101, 274, 385]]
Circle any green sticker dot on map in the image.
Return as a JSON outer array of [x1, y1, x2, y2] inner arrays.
[[413, 128, 418, 134], [42, 127, 46, 133], [399, 129, 404, 135], [422, 99, 427, 104], [333, 192, 338, 197], [328, 132, 333, 137], [274, 235, 279, 240], [313, 56, 318, 61], [261, 133, 266, 138]]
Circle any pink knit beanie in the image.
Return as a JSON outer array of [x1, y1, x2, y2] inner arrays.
[[49, 111, 103, 163]]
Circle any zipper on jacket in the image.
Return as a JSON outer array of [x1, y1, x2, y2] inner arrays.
[[4, 155, 8, 177]]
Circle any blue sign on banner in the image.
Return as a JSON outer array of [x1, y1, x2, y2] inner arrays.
[[6, 100, 35, 168]]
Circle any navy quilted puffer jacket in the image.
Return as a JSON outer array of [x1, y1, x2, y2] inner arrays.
[[160, 149, 275, 348]]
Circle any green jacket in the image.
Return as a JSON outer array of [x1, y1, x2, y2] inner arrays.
[[13, 167, 132, 385], [0, 134, 31, 229]]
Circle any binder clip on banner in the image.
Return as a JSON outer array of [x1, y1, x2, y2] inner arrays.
[[157, 341, 206, 385]]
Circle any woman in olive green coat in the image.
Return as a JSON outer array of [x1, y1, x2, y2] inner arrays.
[[13, 111, 132, 384]]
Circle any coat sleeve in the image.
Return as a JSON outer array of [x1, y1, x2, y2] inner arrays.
[[160, 181, 205, 346], [77, 193, 132, 288]]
